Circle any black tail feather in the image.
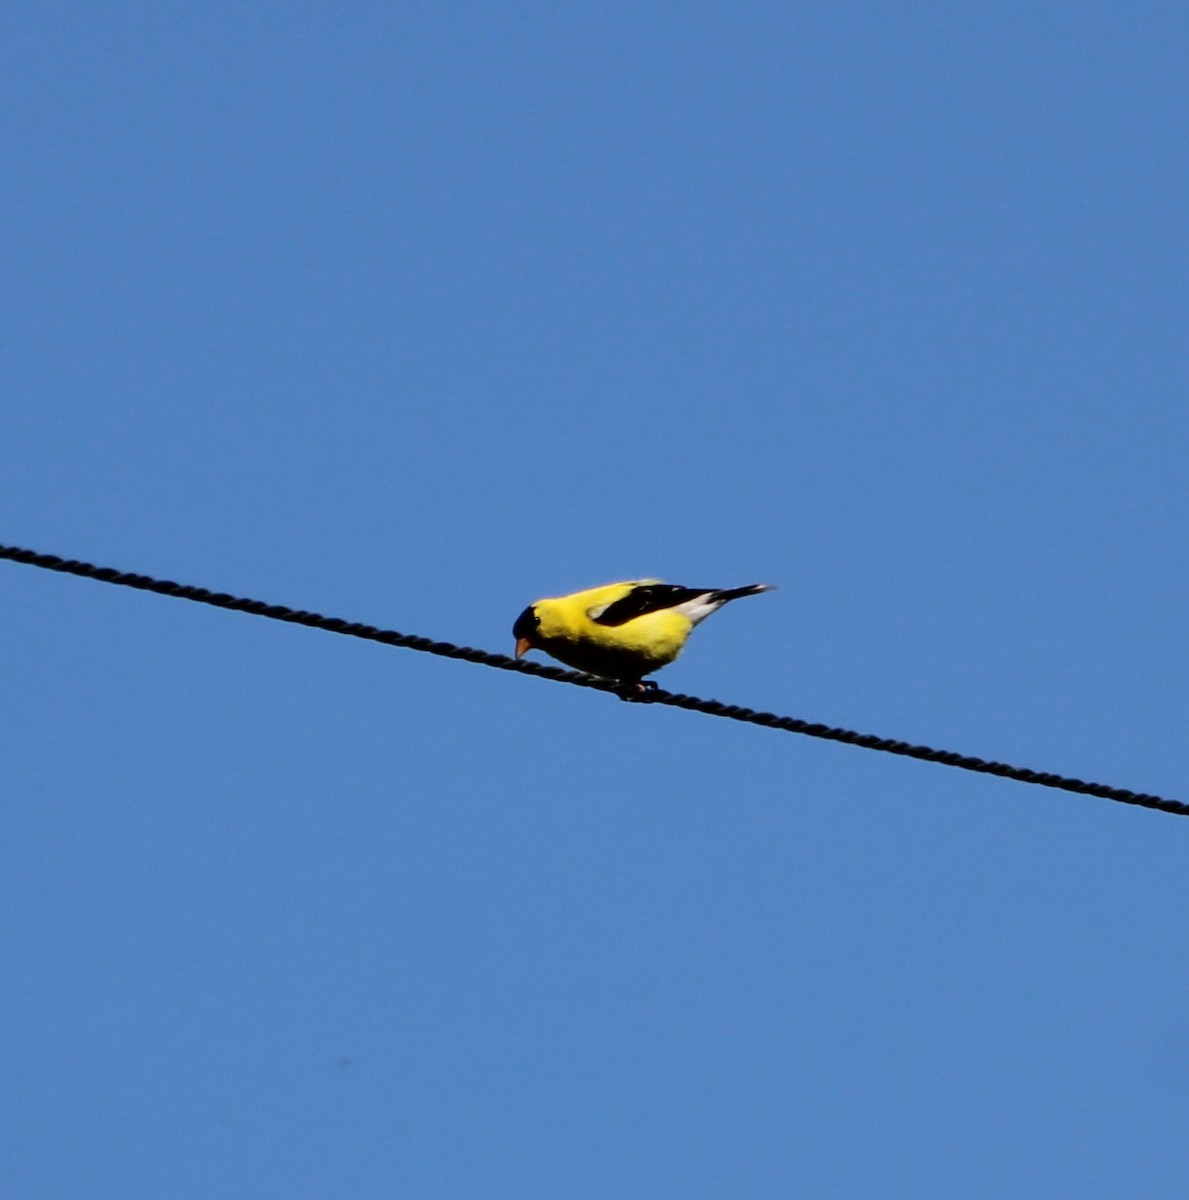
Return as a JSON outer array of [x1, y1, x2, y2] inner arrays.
[[712, 584, 776, 604]]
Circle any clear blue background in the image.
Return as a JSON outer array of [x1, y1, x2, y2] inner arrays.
[[3, 4, 1188, 1196]]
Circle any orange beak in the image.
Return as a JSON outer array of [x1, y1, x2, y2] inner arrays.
[[514, 637, 533, 659]]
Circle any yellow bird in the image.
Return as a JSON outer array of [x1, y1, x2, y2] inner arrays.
[[512, 579, 775, 683]]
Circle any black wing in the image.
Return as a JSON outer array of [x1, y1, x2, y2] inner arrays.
[[591, 584, 711, 627]]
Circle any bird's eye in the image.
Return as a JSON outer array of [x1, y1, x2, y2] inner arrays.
[[512, 606, 540, 639]]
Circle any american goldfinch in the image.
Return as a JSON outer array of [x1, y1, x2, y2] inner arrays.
[[512, 580, 775, 682]]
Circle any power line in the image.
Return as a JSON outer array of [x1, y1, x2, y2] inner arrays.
[[2, 539, 1184, 818]]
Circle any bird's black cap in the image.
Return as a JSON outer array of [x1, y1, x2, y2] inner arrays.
[[512, 606, 539, 640]]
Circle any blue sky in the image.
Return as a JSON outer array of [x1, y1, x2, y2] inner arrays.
[[3, 4, 1188, 1196]]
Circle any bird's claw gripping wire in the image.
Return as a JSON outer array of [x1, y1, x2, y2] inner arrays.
[[616, 679, 659, 702]]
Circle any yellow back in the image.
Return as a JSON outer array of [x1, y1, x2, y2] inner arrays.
[[533, 580, 693, 672]]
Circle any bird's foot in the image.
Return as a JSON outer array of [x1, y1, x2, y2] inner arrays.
[[616, 679, 659, 702]]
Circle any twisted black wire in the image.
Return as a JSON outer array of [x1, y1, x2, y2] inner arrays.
[[2, 540, 1185, 817]]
